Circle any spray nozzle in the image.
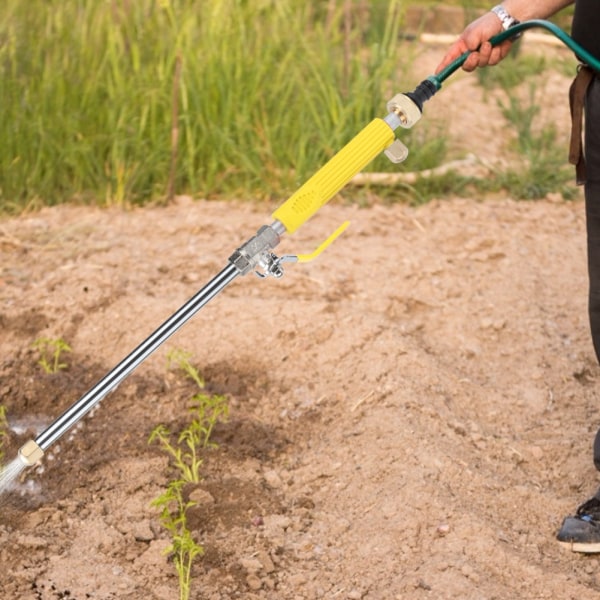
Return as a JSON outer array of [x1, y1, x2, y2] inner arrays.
[[18, 440, 44, 466]]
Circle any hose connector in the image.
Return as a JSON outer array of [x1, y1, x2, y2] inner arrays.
[[406, 77, 440, 112], [386, 93, 422, 129], [386, 77, 440, 130]]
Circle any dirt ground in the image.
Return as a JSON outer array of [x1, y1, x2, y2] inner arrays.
[[1, 34, 599, 600]]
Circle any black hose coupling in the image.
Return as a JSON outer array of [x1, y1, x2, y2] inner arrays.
[[386, 77, 440, 130], [405, 78, 439, 113]]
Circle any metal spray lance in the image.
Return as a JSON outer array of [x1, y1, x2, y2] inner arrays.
[[11, 18, 598, 489], [6, 88, 426, 485]]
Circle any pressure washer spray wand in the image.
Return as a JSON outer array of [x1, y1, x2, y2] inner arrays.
[[0, 85, 427, 493], [6, 19, 595, 494]]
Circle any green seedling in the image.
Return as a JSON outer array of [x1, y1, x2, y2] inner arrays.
[[166, 348, 204, 389], [167, 348, 229, 448], [150, 350, 229, 600], [149, 396, 228, 484], [32, 337, 72, 374], [150, 480, 204, 600], [149, 422, 203, 485], [153, 350, 229, 481]]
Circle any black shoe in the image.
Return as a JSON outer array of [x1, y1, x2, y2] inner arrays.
[[557, 493, 600, 553]]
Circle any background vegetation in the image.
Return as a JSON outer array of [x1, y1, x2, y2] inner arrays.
[[0, 0, 578, 213]]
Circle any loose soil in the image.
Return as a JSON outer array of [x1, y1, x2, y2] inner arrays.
[[0, 35, 598, 600]]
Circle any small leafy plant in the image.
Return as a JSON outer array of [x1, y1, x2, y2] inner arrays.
[[150, 480, 204, 600], [149, 349, 229, 600], [32, 337, 72, 374], [166, 348, 205, 390]]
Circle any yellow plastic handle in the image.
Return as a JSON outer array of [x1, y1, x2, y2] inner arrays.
[[272, 118, 395, 233], [297, 221, 350, 263]]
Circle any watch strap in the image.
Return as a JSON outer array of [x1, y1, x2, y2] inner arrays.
[[490, 5, 520, 31]]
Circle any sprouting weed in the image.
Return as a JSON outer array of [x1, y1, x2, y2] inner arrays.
[[169, 348, 229, 450], [150, 350, 229, 483], [167, 348, 204, 389], [149, 424, 203, 485], [189, 390, 229, 451], [32, 337, 72, 374], [148, 390, 228, 484], [151, 480, 204, 600], [150, 350, 229, 600]]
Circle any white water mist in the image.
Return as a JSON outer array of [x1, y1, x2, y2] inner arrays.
[[0, 456, 26, 496]]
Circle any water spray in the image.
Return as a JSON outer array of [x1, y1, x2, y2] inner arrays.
[[2, 21, 598, 496]]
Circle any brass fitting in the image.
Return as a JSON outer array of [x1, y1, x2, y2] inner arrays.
[[18, 440, 45, 466]]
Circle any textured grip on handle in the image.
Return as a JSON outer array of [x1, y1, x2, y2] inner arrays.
[[272, 118, 394, 233]]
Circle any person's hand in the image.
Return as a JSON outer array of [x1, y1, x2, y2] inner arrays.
[[435, 11, 515, 73]]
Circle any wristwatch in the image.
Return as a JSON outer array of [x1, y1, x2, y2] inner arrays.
[[490, 4, 520, 30]]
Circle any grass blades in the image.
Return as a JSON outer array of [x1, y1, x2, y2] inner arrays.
[[0, 1, 578, 211], [0, 0, 421, 211]]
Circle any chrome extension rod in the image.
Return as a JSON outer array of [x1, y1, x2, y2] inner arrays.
[[34, 263, 239, 452], [18, 222, 284, 466], [19, 76, 428, 467]]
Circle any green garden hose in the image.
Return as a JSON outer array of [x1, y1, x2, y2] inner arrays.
[[406, 19, 600, 113], [436, 19, 600, 84]]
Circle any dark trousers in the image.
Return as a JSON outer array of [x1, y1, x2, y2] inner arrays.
[[583, 77, 600, 470], [586, 77, 600, 363]]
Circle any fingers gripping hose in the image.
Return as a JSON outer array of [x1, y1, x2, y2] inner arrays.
[[437, 20, 600, 85]]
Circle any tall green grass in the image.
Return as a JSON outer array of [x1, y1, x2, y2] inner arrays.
[[0, 0, 437, 211]]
